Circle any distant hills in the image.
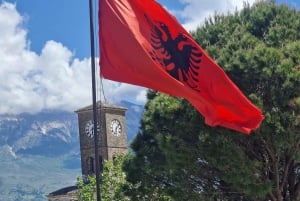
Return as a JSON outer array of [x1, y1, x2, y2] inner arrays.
[[0, 101, 143, 201]]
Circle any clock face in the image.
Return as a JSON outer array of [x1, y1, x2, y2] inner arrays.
[[110, 119, 122, 137], [84, 120, 99, 138]]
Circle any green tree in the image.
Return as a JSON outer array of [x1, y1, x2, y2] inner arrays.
[[77, 176, 96, 201], [77, 154, 130, 201], [101, 154, 129, 201], [125, 1, 300, 201]]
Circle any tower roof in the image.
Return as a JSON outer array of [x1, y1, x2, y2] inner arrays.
[[47, 185, 78, 197], [75, 101, 127, 113]]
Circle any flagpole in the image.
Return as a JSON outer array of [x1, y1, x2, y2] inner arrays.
[[89, 0, 101, 201]]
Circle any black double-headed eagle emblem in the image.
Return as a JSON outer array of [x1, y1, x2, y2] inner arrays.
[[145, 14, 202, 92]]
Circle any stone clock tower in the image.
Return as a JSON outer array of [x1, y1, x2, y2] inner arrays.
[[75, 102, 127, 176]]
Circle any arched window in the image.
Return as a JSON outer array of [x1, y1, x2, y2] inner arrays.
[[99, 156, 103, 172], [88, 157, 94, 173], [112, 154, 117, 166]]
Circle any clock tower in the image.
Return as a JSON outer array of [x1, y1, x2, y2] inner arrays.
[[75, 102, 127, 176]]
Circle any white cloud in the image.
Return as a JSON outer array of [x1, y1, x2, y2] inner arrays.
[[174, 0, 257, 31], [0, 0, 258, 114], [0, 2, 146, 114]]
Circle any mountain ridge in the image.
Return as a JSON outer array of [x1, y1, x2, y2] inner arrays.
[[0, 101, 143, 200]]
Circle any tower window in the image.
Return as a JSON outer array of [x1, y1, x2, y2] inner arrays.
[[112, 154, 117, 165], [99, 156, 103, 172], [89, 157, 94, 173]]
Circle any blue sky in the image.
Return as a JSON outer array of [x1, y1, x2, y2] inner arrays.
[[8, 0, 299, 59], [3, 0, 184, 59], [0, 0, 299, 114], [4, 0, 90, 58]]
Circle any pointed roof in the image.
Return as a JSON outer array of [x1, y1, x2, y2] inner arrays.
[[47, 185, 78, 198], [75, 101, 127, 113]]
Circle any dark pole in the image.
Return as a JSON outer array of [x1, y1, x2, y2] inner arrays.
[[89, 0, 101, 201]]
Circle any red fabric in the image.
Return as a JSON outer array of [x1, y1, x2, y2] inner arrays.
[[99, 0, 264, 134]]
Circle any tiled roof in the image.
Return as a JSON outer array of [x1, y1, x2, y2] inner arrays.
[[48, 185, 78, 196], [75, 101, 127, 113]]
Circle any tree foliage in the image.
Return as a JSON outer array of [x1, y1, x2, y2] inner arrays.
[[77, 154, 129, 201], [77, 175, 96, 201], [125, 1, 300, 201]]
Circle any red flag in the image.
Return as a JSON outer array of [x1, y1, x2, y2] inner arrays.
[[99, 0, 264, 134]]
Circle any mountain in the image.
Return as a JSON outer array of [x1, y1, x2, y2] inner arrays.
[[0, 101, 143, 201], [120, 100, 144, 142]]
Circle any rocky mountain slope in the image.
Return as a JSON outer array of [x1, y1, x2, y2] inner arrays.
[[0, 101, 143, 201]]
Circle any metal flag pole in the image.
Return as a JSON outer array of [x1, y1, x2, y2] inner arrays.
[[89, 0, 101, 200]]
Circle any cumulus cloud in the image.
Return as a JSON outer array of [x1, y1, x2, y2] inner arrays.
[[173, 0, 257, 31], [0, 2, 146, 114], [0, 1, 258, 114]]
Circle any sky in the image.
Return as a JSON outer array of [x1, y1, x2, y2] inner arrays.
[[0, 0, 299, 114]]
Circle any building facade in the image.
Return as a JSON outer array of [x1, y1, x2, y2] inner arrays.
[[76, 102, 127, 177], [48, 102, 128, 201]]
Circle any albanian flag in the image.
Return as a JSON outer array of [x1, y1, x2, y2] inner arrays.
[[99, 0, 264, 134]]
